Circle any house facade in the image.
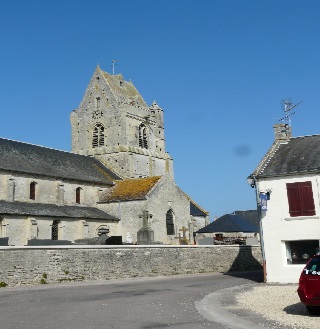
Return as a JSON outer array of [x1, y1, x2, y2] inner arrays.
[[0, 66, 209, 246], [248, 124, 320, 283]]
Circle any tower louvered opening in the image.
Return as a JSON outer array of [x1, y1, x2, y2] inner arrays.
[[92, 123, 105, 148], [139, 124, 148, 149]]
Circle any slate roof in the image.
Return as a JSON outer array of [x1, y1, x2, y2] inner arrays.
[[196, 214, 259, 234], [250, 135, 320, 178], [0, 138, 120, 184], [190, 200, 208, 216], [233, 210, 259, 227], [0, 200, 119, 220], [181, 192, 209, 216], [100, 176, 162, 202]]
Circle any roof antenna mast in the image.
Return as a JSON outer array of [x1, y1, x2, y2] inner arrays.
[[111, 60, 117, 75], [279, 98, 303, 128]]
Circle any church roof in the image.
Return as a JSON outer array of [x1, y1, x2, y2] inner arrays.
[[0, 138, 120, 184], [100, 176, 162, 202], [0, 200, 119, 220], [99, 68, 148, 109], [249, 135, 320, 178], [183, 192, 209, 216]]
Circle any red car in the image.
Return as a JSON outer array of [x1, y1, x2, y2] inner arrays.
[[297, 254, 320, 315]]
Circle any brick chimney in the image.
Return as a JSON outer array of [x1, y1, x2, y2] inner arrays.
[[273, 123, 292, 142]]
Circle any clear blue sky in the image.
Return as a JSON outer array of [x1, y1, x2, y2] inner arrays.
[[1, 1, 319, 219]]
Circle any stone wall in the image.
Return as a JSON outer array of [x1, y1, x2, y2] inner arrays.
[[0, 245, 262, 286]]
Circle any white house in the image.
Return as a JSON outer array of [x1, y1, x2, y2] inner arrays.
[[247, 123, 320, 283]]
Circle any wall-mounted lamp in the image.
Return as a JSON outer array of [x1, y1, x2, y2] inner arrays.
[[246, 177, 255, 188]]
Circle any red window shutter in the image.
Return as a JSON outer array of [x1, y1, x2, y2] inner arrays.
[[299, 181, 316, 216], [286, 183, 302, 217], [287, 181, 316, 217]]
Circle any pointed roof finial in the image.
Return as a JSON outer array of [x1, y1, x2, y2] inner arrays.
[[111, 60, 117, 75]]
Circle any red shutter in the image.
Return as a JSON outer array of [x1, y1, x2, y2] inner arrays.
[[286, 183, 302, 217], [299, 181, 316, 216], [286, 181, 316, 217]]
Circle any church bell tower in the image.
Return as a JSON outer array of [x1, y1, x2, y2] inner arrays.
[[70, 66, 174, 179]]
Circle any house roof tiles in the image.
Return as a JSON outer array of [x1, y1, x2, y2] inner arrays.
[[196, 213, 259, 234], [250, 135, 320, 178]]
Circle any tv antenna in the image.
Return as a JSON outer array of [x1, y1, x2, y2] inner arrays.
[[111, 60, 117, 75], [279, 98, 303, 127]]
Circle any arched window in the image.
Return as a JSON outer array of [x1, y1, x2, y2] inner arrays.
[[166, 209, 175, 235], [92, 123, 105, 148], [52, 220, 60, 240], [30, 182, 36, 200], [97, 226, 110, 236], [139, 124, 148, 149], [76, 187, 81, 204]]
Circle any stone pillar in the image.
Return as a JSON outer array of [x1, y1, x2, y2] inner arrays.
[[57, 183, 64, 205], [83, 221, 89, 239], [8, 178, 15, 201], [30, 219, 38, 239]]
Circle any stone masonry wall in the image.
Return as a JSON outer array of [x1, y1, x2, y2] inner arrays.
[[0, 245, 262, 287]]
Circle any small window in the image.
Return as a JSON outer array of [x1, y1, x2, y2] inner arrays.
[[76, 187, 81, 204], [30, 182, 36, 200], [286, 181, 316, 217], [286, 240, 319, 264], [52, 220, 60, 240], [166, 209, 175, 235], [97, 226, 110, 236]]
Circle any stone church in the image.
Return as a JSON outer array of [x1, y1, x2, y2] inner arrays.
[[0, 66, 209, 246]]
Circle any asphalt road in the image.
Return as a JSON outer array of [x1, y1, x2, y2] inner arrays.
[[0, 271, 263, 329]]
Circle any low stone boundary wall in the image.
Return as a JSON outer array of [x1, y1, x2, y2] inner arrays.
[[0, 245, 262, 286]]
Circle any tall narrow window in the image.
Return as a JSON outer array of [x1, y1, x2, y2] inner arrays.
[[92, 123, 105, 148], [76, 187, 81, 204], [52, 220, 59, 240], [166, 209, 175, 235], [139, 124, 148, 149], [30, 182, 36, 200], [286, 181, 316, 217]]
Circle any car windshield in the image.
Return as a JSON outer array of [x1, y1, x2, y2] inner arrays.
[[305, 256, 320, 273]]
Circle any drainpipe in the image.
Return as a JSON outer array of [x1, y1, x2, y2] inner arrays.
[[247, 176, 266, 282]]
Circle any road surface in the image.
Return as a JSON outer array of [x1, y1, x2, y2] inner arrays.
[[0, 271, 263, 329]]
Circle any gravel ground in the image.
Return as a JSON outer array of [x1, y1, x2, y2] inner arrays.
[[236, 284, 319, 329]]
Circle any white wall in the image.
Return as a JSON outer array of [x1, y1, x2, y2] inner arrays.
[[257, 174, 320, 283]]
